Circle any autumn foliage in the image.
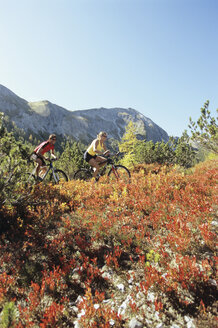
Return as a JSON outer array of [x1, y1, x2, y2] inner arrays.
[[0, 159, 217, 327]]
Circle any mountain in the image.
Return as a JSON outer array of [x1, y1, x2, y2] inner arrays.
[[0, 84, 169, 144]]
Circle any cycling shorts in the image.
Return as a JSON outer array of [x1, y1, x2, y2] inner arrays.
[[84, 151, 97, 163], [31, 153, 46, 166]]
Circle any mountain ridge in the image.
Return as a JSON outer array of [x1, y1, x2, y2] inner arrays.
[[0, 84, 169, 144]]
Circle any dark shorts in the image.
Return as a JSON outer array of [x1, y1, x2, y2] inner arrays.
[[84, 151, 97, 163], [30, 153, 46, 166]]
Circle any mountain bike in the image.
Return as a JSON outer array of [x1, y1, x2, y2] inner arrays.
[[73, 152, 131, 183], [24, 158, 68, 186]]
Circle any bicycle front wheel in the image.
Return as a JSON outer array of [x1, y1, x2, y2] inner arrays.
[[73, 169, 92, 181], [108, 165, 131, 184], [50, 169, 68, 184]]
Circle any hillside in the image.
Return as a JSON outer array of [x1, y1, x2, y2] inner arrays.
[[0, 84, 169, 144], [0, 160, 217, 327]]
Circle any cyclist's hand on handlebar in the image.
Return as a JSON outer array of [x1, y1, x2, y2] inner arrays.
[[103, 150, 110, 156]]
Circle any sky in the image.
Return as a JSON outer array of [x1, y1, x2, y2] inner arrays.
[[0, 0, 217, 137]]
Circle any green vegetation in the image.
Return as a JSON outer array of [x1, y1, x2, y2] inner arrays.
[[59, 140, 87, 179], [119, 121, 141, 168], [0, 113, 31, 207], [118, 102, 217, 169], [118, 121, 196, 168], [1, 302, 18, 328], [189, 100, 218, 154]]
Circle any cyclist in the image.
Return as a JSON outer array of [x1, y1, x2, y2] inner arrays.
[[84, 131, 110, 181], [31, 134, 57, 180]]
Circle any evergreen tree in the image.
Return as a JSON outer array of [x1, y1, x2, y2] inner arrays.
[[174, 131, 196, 168], [134, 140, 154, 164], [59, 140, 87, 179], [0, 113, 31, 207], [189, 101, 218, 154], [135, 139, 175, 165]]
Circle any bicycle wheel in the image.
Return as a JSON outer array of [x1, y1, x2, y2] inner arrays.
[[50, 169, 68, 184], [73, 169, 92, 181], [108, 165, 131, 183], [11, 173, 36, 204], [23, 173, 36, 185]]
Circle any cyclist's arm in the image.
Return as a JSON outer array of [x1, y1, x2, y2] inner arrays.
[[36, 148, 48, 161], [50, 149, 57, 159], [103, 150, 110, 156], [102, 142, 110, 156], [93, 139, 110, 156], [93, 140, 103, 155]]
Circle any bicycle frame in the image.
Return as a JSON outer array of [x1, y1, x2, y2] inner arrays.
[[74, 151, 130, 183], [32, 160, 59, 183], [111, 165, 119, 179], [96, 152, 119, 177]]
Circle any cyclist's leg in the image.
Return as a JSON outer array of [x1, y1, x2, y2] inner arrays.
[[88, 158, 100, 179], [95, 156, 107, 175], [94, 156, 107, 174], [35, 157, 43, 178], [96, 155, 106, 165]]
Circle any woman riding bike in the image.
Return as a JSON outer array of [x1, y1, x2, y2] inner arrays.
[[84, 131, 110, 181]]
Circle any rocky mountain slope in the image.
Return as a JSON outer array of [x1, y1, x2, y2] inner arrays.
[[0, 84, 169, 144]]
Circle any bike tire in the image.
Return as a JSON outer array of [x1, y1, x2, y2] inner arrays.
[[23, 172, 36, 185], [19, 173, 37, 195], [11, 173, 36, 204], [107, 165, 131, 183], [50, 169, 68, 184], [73, 169, 92, 181]]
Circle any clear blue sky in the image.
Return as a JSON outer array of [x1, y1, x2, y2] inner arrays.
[[0, 0, 217, 137]]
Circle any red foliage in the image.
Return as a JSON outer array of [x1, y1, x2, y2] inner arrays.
[[0, 159, 217, 326]]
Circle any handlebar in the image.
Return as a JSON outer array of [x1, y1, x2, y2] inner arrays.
[[45, 157, 58, 163], [100, 152, 120, 165], [108, 151, 120, 158]]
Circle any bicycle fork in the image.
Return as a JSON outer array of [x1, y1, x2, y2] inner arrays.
[[52, 170, 59, 183]]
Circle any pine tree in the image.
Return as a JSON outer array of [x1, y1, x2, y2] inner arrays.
[[174, 131, 196, 168], [59, 140, 87, 179], [189, 101, 218, 154], [0, 113, 31, 207]]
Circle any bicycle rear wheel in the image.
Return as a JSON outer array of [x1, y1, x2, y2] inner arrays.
[[17, 173, 37, 196], [50, 169, 68, 184], [11, 173, 36, 203], [108, 165, 131, 184], [74, 169, 92, 181], [23, 173, 36, 186]]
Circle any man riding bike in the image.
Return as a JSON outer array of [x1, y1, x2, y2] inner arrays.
[[31, 134, 57, 180]]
